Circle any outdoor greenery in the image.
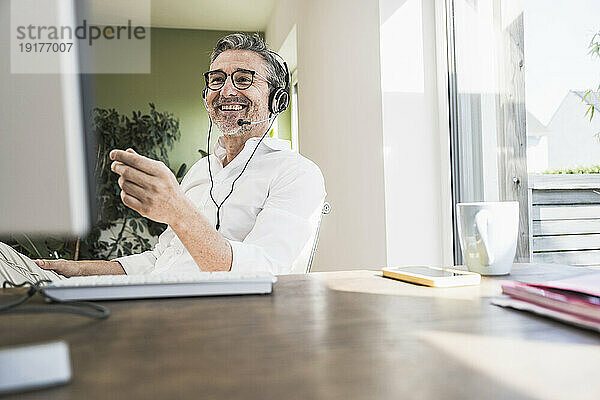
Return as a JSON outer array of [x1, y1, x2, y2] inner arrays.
[[543, 165, 600, 174], [7, 104, 194, 261]]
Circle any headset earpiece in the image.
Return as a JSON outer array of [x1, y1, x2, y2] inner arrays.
[[268, 52, 291, 115], [269, 88, 289, 115]]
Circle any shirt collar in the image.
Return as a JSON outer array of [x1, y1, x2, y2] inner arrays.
[[213, 135, 291, 165]]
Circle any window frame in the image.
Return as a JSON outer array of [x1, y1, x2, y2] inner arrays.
[[443, 0, 531, 264]]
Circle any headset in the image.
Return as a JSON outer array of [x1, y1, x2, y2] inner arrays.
[[202, 51, 290, 117], [202, 50, 290, 230]]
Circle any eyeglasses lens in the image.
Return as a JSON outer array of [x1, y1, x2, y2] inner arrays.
[[206, 70, 254, 90], [207, 71, 225, 90], [232, 71, 253, 89]]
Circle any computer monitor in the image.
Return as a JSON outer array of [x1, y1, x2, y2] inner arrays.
[[0, 0, 95, 236]]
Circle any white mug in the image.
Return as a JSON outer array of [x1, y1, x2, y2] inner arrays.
[[456, 201, 519, 275]]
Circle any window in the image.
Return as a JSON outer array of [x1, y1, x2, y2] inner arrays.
[[446, 0, 529, 263], [446, 0, 600, 267]]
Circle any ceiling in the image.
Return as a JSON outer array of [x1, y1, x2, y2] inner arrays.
[[88, 0, 277, 31]]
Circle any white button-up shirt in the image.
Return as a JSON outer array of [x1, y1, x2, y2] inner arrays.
[[114, 135, 326, 275]]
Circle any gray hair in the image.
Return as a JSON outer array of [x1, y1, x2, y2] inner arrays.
[[210, 33, 287, 92]]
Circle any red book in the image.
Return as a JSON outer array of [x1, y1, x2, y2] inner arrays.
[[500, 281, 600, 322], [492, 273, 600, 332], [531, 273, 600, 298]]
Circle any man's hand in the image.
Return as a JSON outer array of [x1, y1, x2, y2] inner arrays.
[[34, 259, 82, 277], [110, 148, 232, 272], [34, 260, 126, 277], [110, 148, 188, 225]]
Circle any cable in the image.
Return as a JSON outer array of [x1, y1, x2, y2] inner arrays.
[[0, 279, 110, 320], [206, 114, 277, 230]]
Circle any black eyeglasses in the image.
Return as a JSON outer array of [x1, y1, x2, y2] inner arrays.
[[203, 68, 268, 91]]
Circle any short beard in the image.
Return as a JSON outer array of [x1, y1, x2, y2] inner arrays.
[[212, 118, 249, 136], [222, 125, 247, 136], [211, 103, 265, 137], [209, 114, 242, 136]]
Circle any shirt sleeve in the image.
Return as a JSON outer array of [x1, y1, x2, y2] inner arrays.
[[112, 227, 175, 275], [228, 161, 326, 275]]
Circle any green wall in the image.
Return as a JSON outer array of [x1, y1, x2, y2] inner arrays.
[[91, 28, 292, 172], [277, 100, 292, 142]]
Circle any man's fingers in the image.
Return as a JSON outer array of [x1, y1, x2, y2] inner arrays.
[[112, 163, 153, 187], [120, 190, 144, 213], [118, 177, 147, 200], [34, 259, 59, 271], [110, 149, 160, 176]]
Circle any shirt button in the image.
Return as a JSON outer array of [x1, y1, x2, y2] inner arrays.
[[176, 248, 183, 255]]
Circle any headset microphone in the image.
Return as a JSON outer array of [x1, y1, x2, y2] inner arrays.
[[237, 117, 272, 126]]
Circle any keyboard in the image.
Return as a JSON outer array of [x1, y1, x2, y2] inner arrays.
[[41, 272, 277, 301]]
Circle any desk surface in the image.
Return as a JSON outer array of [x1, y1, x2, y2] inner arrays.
[[2, 264, 600, 400]]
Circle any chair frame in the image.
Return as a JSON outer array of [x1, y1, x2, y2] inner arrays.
[[305, 202, 331, 273]]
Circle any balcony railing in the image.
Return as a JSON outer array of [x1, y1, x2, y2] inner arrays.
[[529, 174, 600, 268]]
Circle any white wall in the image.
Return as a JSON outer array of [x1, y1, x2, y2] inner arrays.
[[527, 135, 549, 172], [547, 92, 600, 170], [266, 0, 452, 270], [266, 0, 388, 271]]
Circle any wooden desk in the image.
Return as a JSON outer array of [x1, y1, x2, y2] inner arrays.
[[2, 264, 600, 400]]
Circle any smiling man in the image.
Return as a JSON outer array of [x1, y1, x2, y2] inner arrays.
[[0, 33, 326, 283]]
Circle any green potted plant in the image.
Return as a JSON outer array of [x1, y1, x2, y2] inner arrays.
[[8, 103, 199, 261]]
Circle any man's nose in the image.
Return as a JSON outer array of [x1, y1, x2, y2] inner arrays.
[[220, 77, 238, 97]]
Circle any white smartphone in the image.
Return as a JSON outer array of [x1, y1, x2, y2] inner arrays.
[[382, 266, 481, 287]]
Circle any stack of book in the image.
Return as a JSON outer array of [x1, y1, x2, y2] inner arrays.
[[492, 273, 600, 332]]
